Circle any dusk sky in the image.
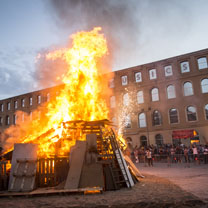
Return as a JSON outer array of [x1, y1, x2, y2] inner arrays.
[[1, 0, 208, 99]]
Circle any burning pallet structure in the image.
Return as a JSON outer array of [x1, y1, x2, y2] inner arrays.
[[0, 120, 141, 194]]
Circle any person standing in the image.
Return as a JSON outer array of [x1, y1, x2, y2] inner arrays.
[[146, 149, 153, 167]]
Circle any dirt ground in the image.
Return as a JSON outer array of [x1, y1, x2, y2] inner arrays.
[[0, 169, 207, 208]]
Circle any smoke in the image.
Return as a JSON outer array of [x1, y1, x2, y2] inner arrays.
[[44, 0, 201, 71]]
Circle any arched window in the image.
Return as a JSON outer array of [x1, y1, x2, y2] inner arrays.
[[152, 110, 162, 126], [201, 78, 208, 93], [151, 88, 159, 101], [123, 93, 129, 106], [155, 134, 163, 146], [186, 106, 197, 121], [183, 82, 193, 96], [169, 108, 179, 124], [110, 96, 116, 108], [124, 114, 131, 128], [198, 57, 208, 70], [138, 113, 146, 128], [205, 104, 208, 120], [140, 136, 147, 147], [167, 85, 176, 99], [137, 91, 144, 104]]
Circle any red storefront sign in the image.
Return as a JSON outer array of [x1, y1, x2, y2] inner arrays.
[[172, 130, 195, 139]]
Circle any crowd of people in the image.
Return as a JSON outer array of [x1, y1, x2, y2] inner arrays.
[[128, 143, 208, 167]]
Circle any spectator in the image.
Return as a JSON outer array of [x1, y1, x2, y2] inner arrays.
[[146, 149, 153, 167]]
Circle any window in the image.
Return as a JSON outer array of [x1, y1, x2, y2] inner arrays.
[[124, 115, 131, 128], [7, 102, 11, 110], [29, 97, 33, 106], [180, 61, 190, 73], [186, 106, 197, 121], [138, 113, 146, 128], [201, 78, 208, 93], [167, 85, 176, 99], [155, 134, 163, 146], [21, 99, 25, 107], [13, 114, 17, 125], [198, 57, 208, 70], [47, 93, 50, 102], [5, 115, 10, 125], [22, 113, 24, 122], [38, 95, 41, 104], [169, 108, 179, 124], [205, 104, 208, 120], [164, 65, 173, 76], [123, 93, 129, 106], [0, 117, 2, 126], [149, 69, 157, 80], [140, 136, 148, 146], [29, 112, 32, 121], [151, 88, 159, 101], [137, 91, 144, 104], [135, 72, 142, 82], [0, 104, 4, 112], [152, 110, 162, 126], [109, 78, 115, 88], [110, 96, 116, 108], [14, 101, 18, 109], [121, 75, 128, 86], [184, 82, 193, 96]]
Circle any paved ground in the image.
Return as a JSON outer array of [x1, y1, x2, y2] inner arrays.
[[0, 162, 207, 207], [136, 162, 208, 202]]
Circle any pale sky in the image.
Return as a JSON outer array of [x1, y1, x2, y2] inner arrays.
[[1, 0, 208, 99]]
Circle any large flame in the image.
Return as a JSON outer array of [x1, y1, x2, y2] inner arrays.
[[3, 27, 111, 157]]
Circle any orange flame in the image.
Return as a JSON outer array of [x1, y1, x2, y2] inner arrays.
[[3, 27, 110, 157]]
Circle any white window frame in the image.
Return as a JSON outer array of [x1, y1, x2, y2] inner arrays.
[[124, 114, 131, 128], [186, 106, 197, 122], [164, 65, 173, 77], [151, 88, 159, 101], [167, 85, 176, 99], [184, 82, 194, 96], [0, 104, 4, 112], [14, 101, 18, 109], [38, 95, 41, 104], [21, 99, 25, 107], [138, 113, 146, 128], [123, 93, 129, 106], [180, 61, 190, 73], [198, 57, 208, 70], [121, 75, 128, 86], [201, 78, 208, 93], [7, 102, 11, 110], [149, 69, 157, 80], [137, 91, 144, 104], [29, 97, 33, 106], [135, 72, 142, 83]]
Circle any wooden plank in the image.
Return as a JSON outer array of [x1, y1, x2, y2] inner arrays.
[[64, 140, 86, 189], [124, 155, 144, 178], [79, 163, 104, 188], [8, 143, 38, 192]]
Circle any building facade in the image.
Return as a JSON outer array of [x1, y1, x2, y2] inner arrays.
[[0, 49, 208, 147]]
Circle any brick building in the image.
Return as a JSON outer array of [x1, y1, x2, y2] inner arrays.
[[0, 48, 208, 147]]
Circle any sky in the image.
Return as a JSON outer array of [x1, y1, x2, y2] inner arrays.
[[1, 0, 208, 99]]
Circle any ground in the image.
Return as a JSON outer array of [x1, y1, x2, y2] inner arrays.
[[0, 163, 207, 208]]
